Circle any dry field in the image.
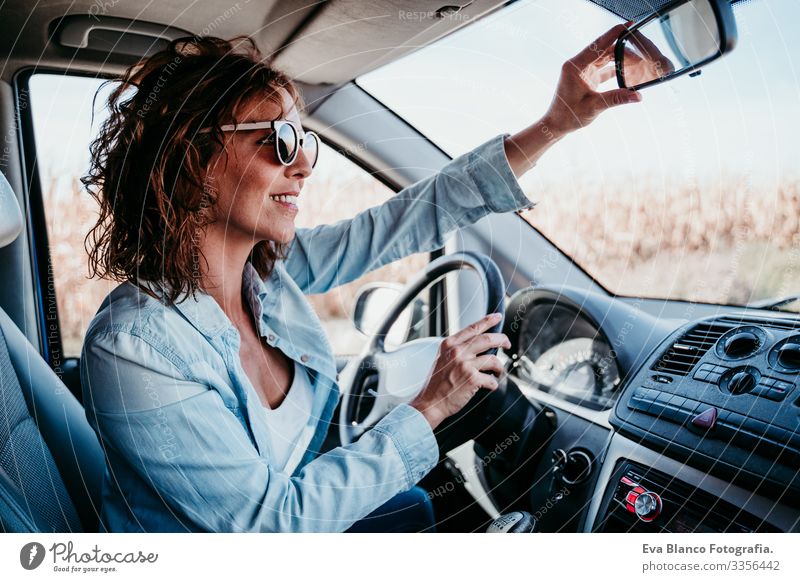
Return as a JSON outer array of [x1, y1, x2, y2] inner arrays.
[[519, 175, 800, 306]]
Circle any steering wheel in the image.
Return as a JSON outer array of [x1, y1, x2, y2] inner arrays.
[[338, 251, 506, 445]]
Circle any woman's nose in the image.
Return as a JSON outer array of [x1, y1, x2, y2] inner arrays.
[[287, 146, 313, 179]]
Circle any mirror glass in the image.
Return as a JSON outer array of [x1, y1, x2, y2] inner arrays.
[[354, 285, 429, 350], [354, 286, 402, 337], [620, 0, 721, 88]]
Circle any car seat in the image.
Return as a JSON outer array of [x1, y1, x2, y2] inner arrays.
[[0, 169, 104, 532]]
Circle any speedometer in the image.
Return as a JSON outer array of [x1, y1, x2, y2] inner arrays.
[[512, 301, 621, 410]]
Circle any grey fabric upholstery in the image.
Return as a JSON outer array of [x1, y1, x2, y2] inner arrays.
[[0, 463, 41, 531], [0, 309, 105, 532], [0, 326, 79, 531], [0, 168, 104, 533]]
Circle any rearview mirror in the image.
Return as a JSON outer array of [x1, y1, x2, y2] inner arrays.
[[615, 0, 737, 90]]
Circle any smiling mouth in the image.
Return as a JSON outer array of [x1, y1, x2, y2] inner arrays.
[[270, 193, 299, 211]]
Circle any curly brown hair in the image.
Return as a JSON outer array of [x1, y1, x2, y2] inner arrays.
[[82, 36, 301, 304]]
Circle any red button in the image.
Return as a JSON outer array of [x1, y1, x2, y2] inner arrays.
[[691, 407, 717, 430]]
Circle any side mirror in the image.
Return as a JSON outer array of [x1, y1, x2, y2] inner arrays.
[[352, 283, 427, 348], [615, 0, 737, 90], [352, 284, 403, 337]]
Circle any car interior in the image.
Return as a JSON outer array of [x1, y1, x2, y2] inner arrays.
[[1, 0, 799, 533]]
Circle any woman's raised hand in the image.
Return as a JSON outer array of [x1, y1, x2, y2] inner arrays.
[[410, 313, 510, 430], [504, 23, 643, 178], [542, 23, 643, 136]]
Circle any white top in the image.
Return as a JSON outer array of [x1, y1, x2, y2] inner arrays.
[[262, 359, 315, 474]]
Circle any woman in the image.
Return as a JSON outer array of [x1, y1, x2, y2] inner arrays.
[[81, 28, 640, 532]]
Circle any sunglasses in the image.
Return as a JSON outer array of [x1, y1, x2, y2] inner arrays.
[[216, 120, 320, 168]]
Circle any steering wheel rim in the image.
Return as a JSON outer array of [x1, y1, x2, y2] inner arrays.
[[338, 251, 506, 445]]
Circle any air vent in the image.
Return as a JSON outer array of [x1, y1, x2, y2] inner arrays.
[[719, 315, 800, 333], [652, 322, 733, 376]]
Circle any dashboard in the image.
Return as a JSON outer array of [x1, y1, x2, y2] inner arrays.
[[492, 285, 800, 533]]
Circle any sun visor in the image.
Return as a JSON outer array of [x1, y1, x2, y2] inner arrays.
[[268, 0, 508, 85]]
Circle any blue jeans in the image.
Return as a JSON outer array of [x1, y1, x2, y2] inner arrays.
[[346, 486, 436, 533]]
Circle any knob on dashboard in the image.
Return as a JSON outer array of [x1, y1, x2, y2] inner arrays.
[[776, 343, 800, 370], [727, 370, 757, 395], [634, 491, 662, 522], [716, 326, 766, 360], [768, 335, 800, 372], [623, 482, 664, 523], [723, 331, 760, 358]]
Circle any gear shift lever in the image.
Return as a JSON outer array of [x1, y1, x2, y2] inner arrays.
[[486, 511, 537, 533]]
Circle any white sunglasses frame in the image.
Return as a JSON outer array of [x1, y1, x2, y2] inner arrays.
[[214, 120, 319, 167]]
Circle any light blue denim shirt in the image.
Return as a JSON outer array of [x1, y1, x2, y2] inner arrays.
[[80, 134, 535, 532]]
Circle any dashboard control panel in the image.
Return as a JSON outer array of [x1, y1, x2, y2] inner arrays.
[[612, 315, 800, 495]]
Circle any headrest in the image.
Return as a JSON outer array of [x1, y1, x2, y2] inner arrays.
[[0, 170, 23, 248]]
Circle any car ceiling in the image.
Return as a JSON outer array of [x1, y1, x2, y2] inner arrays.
[[0, 0, 514, 84], [0, 0, 746, 86]]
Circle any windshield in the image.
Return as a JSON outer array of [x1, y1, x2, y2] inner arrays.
[[359, 0, 800, 309]]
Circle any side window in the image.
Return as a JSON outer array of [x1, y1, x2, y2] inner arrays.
[[297, 144, 429, 355], [28, 74, 428, 360], [29, 74, 116, 359]]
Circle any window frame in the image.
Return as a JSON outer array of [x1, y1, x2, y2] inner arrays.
[[15, 67, 87, 375]]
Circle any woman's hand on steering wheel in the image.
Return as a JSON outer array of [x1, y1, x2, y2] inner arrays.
[[410, 312, 511, 430]]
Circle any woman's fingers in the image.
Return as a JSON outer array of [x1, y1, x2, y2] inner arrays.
[[588, 62, 617, 85], [464, 332, 511, 356], [570, 23, 629, 70], [628, 30, 673, 73], [474, 354, 505, 376], [446, 313, 502, 346], [413, 314, 508, 429], [474, 371, 500, 391], [593, 88, 642, 110]]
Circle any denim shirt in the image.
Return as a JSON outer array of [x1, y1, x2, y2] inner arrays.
[[80, 134, 535, 532]]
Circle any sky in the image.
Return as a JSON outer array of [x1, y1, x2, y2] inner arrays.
[[359, 0, 800, 191], [29, 74, 114, 189]]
